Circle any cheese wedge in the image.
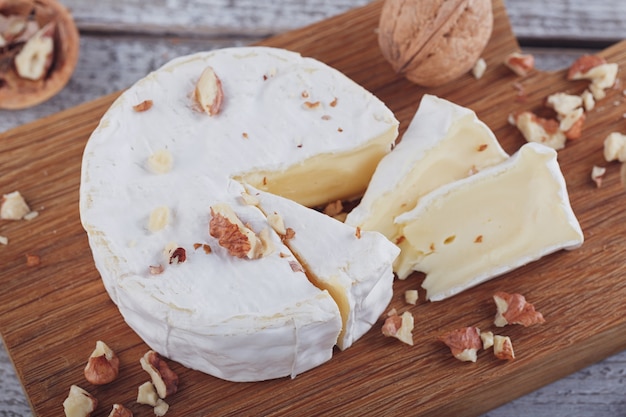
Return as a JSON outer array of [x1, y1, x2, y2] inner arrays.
[[248, 186, 400, 350], [79, 46, 399, 382], [345, 94, 509, 279], [395, 142, 584, 301]]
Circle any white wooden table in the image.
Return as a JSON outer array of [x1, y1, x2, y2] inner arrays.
[[1, 1, 626, 415]]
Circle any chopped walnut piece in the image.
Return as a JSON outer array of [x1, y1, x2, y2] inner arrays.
[[603, 132, 626, 162], [14, 22, 55, 81], [137, 381, 159, 406], [480, 331, 494, 350], [62, 385, 97, 417], [591, 165, 606, 188], [154, 399, 170, 417], [567, 55, 607, 79], [472, 57, 487, 79], [140, 350, 179, 399], [323, 200, 343, 217], [382, 311, 414, 346], [493, 291, 545, 327], [133, 99, 153, 112], [107, 404, 133, 417], [581, 90, 595, 111], [1, 191, 31, 220], [84, 340, 119, 385], [282, 227, 296, 242], [355, 226, 362, 239], [493, 335, 515, 360], [510, 111, 567, 150], [560, 108, 585, 140], [303, 101, 320, 109], [168, 247, 186, 264], [209, 203, 263, 259], [545, 92, 583, 118], [567, 55, 618, 100], [504, 52, 535, 77], [194, 66, 224, 116], [23, 210, 38, 220], [25, 253, 40, 266], [439, 326, 482, 362], [329, 97, 338, 107], [404, 289, 418, 305]]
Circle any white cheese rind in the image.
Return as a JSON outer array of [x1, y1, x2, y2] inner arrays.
[[345, 94, 509, 278], [80, 46, 398, 382], [249, 187, 400, 350], [395, 142, 584, 301]]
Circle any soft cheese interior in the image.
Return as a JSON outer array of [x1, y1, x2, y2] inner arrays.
[[395, 143, 584, 301], [79, 46, 399, 382], [249, 186, 400, 350], [346, 94, 509, 278]]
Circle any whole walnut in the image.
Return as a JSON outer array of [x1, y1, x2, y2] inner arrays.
[[378, 0, 493, 87]]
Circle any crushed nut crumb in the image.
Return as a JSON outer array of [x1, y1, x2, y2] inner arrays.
[[323, 200, 343, 217], [149, 265, 164, 275], [382, 311, 414, 345], [133, 99, 153, 112], [493, 291, 545, 327], [168, 247, 186, 264], [591, 165, 606, 188], [289, 260, 304, 273], [439, 327, 482, 362], [25, 253, 40, 266], [404, 289, 418, 305], [493, 335, 515, 360], [472, 57, 487, 79]]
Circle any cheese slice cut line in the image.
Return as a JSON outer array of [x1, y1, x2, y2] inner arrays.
[[249, 186, 400, 350], [345, 94, 509, 279]]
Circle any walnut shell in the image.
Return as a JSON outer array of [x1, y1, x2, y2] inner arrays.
[[0, 0, 79, 109], [378, 0, 493, 87]]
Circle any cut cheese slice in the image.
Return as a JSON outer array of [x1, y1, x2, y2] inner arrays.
[[345, 94, 509, 278], [248, 186, 400, 350], [79, 46, 399, 382], [395, 142, 584, 301]]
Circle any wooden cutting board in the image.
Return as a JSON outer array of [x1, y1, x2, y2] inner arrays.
[[2, 0, 626, 415]]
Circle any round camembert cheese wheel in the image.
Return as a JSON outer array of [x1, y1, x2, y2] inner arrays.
[[79, 46, 399, 382]]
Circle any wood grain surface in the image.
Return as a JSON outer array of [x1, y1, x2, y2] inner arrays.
[[1, 0, 626, 416]]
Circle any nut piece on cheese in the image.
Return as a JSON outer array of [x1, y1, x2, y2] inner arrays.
[[395, 143, 584, 301], [346, 94, 508, 279], [249, 186, 400, 350]]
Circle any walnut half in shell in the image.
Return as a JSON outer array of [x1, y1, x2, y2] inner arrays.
[[378, 0, 493, 87], [0, 0, 79, 109]]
